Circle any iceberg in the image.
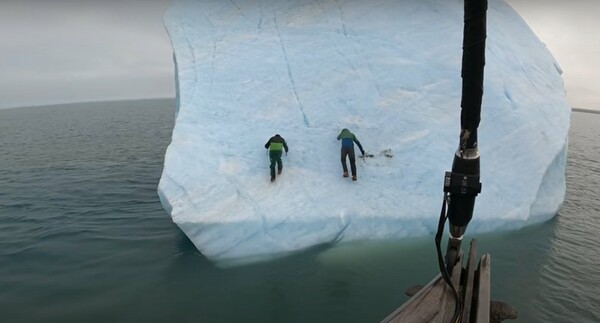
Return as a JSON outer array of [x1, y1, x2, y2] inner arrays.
[[158, 0, 570, 265]]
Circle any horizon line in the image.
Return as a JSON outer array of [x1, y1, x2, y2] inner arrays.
[[1, 98, 599, 114]]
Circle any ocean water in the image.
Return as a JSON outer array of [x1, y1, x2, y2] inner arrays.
[[1, 100, 598, 323]]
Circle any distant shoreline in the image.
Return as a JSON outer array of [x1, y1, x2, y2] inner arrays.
[[572, 108, 600, 114], [0, 97, 175, 111]]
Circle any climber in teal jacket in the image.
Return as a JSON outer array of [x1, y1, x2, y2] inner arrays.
[[265, 134, 289, 182], [337, 128, 364, 181]]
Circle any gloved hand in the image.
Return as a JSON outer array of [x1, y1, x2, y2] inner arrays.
[[361, 150, 365, 156]]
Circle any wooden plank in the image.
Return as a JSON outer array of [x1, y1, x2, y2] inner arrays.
[[382, 254, 463, 323], [475, 254, 491, 323], [440, 251, 464, 323], [461, 239, 478, 323], [380, 274, 445, 323]]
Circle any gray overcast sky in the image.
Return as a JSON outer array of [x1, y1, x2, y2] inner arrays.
[[0, 0, 598, 110], [0, 0, 175, 109], [504, 0, 600, 110]]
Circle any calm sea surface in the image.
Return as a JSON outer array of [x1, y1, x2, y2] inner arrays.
[[1, 100, 598, 323]]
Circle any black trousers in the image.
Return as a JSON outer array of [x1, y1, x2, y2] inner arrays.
[[340, 147, 356, 176], [269, 150, 283, 177]]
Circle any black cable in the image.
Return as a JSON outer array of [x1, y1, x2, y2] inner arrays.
[[435, 193, 463, 323]]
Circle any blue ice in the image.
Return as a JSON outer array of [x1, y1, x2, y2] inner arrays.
[[158, 0, 570, 265]]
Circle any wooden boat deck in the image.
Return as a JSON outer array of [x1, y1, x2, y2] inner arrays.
[[381, 240, 491, 323]]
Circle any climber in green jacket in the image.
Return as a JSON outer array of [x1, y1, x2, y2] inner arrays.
[[265, 134, 289, 182]]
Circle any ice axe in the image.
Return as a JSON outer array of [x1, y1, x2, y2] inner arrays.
[[360, 152, 374, 162]]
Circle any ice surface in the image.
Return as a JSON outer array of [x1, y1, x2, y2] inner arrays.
[[159, 0, 570, 265]]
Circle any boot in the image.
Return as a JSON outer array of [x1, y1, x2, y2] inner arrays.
[[343, 171, 349, 178], [352, 175, 357, 181]]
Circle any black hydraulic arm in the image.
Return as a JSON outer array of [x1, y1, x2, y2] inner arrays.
[[444, 0, 487, 271]]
